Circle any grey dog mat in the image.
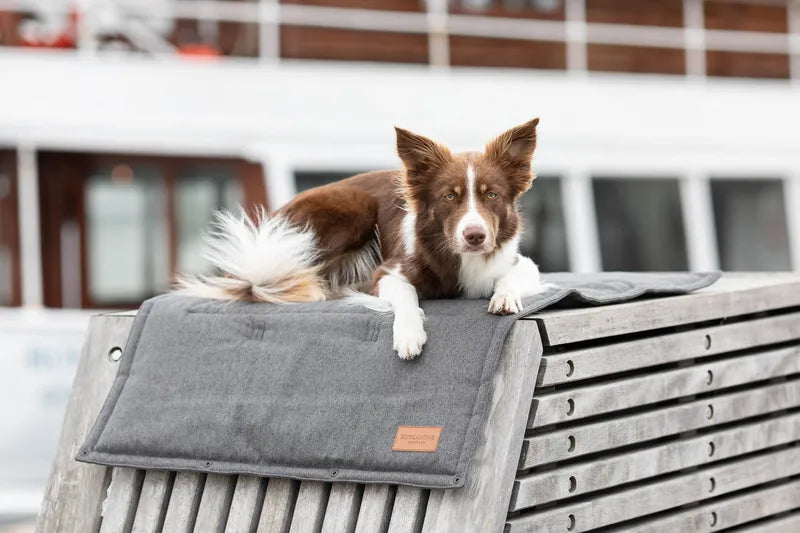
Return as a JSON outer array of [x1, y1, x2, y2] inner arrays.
[[78, 272, 719, 489]]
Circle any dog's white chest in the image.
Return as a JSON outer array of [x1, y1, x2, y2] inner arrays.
[[458, 240, 518, 298]]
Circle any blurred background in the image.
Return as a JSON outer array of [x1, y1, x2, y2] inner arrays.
[[0, 0, 799, 528]]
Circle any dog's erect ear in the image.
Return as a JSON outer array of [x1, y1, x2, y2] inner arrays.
[[395, 127, 452, 178], [485, 118, 539, 194]]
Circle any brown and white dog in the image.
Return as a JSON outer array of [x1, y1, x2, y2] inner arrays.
[[177, 118, 547, 359]]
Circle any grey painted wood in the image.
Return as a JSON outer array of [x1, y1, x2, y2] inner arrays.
[[100, 467, 145, 533], [513, 411, 800, 510], [507, 446, 800, 532], [521, 379, 800, 468], [131, 470, 174, 533], [385, 486, 427, 533], [532, 345, 800, 427], [288, 481, 330, 533], [609, 479, 800, 532], [320, 483, 363, 533], [37, 314, 136, 533], [162, 472, 205, 533], [194, 474, 237, 533], [225, 476, 268, 533], [537, 311, 800, 386], [354, 485, 395, 533], [525, 274, 800, 345], [737, 512, 800, 532], [422, 321, 543, 533], [257, 479, 300, 533]]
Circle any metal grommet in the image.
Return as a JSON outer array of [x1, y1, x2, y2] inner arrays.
[[108, 346, 123, 362], [331, 470, 339, 478], [453, 476, 461, 484], [205, 461, 212, 468]]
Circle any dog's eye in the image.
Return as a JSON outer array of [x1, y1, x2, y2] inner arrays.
[[486, 192, 498, 199], [443, 193, 456, 201]]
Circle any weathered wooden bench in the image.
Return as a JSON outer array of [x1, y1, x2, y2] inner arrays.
[[37, 274, 800, 532]]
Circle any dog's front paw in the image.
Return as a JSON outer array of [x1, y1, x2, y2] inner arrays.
[[393, 309, 427, 360], [488, 292, 522, 315]]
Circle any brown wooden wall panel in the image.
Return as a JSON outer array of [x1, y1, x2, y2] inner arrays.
[[449, 36, 566, 70], [0, 12, 24, 46], [449, 1, 565, 21], [586, 0, 684, 27], [218, 22, 260, 58], [170, 19, 259, 57], [704, 1, 789, 34], [281, 0, 424, 12], [588, 43, 686, 75], [706, 50, 790, 79], [281, 25, 428, 63]]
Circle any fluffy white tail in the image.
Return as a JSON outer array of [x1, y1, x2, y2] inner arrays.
[[174, 208, 326, 303]]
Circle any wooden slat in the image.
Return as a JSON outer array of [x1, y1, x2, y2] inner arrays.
[[521, 379, 800, 468], [611, 479, 800, 532], [225, 476, 268, 533], [257, 479, 300, 533], [37, 314, 136, 533], [525, 274, 800, 346], [354, 485, 395, 533], [737, 512, 800, 533], [537, 311, 800, 386], [532, 345, 800, 427], [512, 411, 800, 511], [507, 446, 800, 532], [131, 470, 174, 533], [386, 486, 427, 533], [162, 472, 205, 533], [422, 321, 543, 533], [288, 481, 331, 533], [320, 483, 362, 533], [100, 468, 145, 533], [194, 474, 237, 532]]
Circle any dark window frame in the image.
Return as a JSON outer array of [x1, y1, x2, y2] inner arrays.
[[37, 152, 267, 309], [0, 149, 21, 306]]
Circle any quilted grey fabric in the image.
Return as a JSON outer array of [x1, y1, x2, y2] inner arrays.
[[78, 272, 719, 488]]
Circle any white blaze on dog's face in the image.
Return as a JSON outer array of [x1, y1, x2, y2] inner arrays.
[[395, 118, 539, 257], [454, 164, 491, 254]]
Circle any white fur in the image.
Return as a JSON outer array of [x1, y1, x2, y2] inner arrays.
[[377, 267, 427, 360], [455, 164, 489, 248], [488, 254, 550, 315], [174, 209, 323, 302], [459, 236, 520, 298], [402, 210, 416, 256], [341, 289, 393, 313]]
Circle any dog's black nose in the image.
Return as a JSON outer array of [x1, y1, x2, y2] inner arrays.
[[463, 226, 486, 246]]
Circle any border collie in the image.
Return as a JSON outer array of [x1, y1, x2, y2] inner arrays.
[[177, 118, 547, 359]]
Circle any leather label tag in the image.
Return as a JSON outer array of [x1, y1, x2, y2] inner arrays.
[[392, 426, 442, 452]]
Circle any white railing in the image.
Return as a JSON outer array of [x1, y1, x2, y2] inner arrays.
[[0, 0, 798, 76]]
